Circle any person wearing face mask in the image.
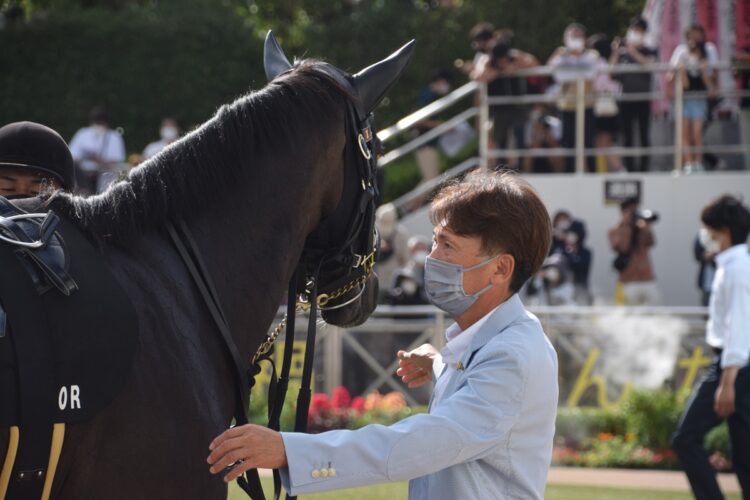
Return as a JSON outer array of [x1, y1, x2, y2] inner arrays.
[[673, 195, 750, 500], [69, 106, 126, 195], [387, 236, 432, 306], [548, 23, 599, 172], [550, 210, 573, 254], [0, 121, 74, 198], [669, 24, 719, 173], [143, 117, 181, 160], [611, 17, 657, 173], [374, 203, 410, 302], [206, 169, 558, 500]]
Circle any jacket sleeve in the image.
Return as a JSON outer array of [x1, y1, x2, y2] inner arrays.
[[279, 343, 529, 496]]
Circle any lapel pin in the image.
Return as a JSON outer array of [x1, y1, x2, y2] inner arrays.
[[456, 361, 465, 371]]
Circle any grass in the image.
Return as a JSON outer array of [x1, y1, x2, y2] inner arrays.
[[228, 478, 742, 499]]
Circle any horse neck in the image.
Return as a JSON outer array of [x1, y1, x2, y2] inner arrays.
[[186, 140, 343, 360]]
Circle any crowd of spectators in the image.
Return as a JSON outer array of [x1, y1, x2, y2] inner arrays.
[[68, 106, 182, 194], [429, 18, 750, 174]]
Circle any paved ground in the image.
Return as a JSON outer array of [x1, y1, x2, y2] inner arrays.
[[547, 466, 740, 493], [262, 466, 740, 493]]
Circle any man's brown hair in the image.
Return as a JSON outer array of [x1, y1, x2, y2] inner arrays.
[[430, 169, 551, 293]]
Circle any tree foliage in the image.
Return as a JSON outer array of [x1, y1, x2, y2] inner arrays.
[[0, 0, 645, 154]]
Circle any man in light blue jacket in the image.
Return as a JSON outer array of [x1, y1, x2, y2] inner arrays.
[[208, 169, 559, 499]]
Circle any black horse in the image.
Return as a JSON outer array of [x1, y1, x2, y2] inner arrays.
[[0, 35, 413, 499]]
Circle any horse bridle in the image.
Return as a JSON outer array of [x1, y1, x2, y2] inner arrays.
[[166, 66, 380, 500]]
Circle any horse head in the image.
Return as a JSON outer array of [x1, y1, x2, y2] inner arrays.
[[264, 32, 414, 328]]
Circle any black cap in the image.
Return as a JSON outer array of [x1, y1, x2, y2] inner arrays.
[[0, 121, 74, 189]]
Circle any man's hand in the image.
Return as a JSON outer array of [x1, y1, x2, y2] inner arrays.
[[714, 367, 739, 418], [396, 343, 439, 388], [207, 424, 287, 482]]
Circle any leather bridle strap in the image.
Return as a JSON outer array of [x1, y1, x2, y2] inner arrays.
[[166, 222, 262, 498]]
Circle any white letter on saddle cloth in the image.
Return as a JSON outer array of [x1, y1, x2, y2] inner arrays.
[[71, 385, 81, 409], [58, 386, 68, 410]]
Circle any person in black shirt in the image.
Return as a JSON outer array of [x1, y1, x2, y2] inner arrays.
[[473, 41, 539, 170], [611, 17, 658, 172]]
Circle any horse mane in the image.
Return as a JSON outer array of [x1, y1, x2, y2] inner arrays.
[[47, 60, 354, 245]]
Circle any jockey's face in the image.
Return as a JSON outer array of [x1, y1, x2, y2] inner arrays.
[[0, 166, 61, 198]]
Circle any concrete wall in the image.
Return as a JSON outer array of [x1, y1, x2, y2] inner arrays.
[[400, 172, 750, 306]]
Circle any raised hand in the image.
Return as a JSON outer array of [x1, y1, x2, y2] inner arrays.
[[396, 343, 439, 388]]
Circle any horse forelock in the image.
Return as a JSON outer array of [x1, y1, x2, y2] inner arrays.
[[46, 59, 355, 246]]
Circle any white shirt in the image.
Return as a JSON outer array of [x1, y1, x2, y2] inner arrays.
[[69, 126, 126, 172], [431, 303, 500, 408], [142, 139, 170, 159], [706, 243, 750, 368], [670, 42, 719, 76]]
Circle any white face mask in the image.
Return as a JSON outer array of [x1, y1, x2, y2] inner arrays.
[[699, 228, 721, 254], [565, 37, 585, 51], [160, 126, 179, 141], [626, 30, 643, 45]]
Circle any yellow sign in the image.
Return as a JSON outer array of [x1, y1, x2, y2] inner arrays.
[[566, 346, 711, 408]]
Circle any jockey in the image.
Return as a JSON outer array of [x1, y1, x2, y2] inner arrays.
[[0, 121, 74, 198]]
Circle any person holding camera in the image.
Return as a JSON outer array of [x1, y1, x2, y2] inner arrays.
[[608, 197, 661, 305]]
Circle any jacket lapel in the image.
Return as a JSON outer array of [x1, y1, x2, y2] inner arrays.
[[431, 294, 526, 406]]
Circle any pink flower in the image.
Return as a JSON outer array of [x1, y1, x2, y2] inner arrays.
[[331, 386, 352, 410]]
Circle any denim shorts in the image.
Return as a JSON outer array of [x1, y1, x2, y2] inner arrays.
[[682, 98, 707, 120]]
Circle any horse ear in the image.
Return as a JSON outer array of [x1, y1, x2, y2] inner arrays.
[[264, 30, 293, 82], [353, 40, 415, 114]]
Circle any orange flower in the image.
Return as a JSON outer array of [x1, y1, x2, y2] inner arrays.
[[597, 432, 614, 442], [364, 391, 382, 411], [383, 392, 406, 411]]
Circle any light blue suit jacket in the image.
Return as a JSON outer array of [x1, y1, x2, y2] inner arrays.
[[280, 294, 559, 499]]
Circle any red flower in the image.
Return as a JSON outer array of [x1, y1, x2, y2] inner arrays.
[[351, 396, 366, 414], [331, 386, 352, 410], [309, 393, 331, 418]]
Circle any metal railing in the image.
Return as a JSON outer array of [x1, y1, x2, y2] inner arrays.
[[265, 304, 711, 406], [377, 61, 750, 186]]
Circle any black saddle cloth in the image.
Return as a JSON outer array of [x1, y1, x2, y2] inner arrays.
[[0, 200, 139, 427]]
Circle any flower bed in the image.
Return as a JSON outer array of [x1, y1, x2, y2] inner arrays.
[[248, 386, 730, 471]]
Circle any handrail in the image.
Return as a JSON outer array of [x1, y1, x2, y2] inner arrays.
[[377, 81, 477, 143], [379, 107, 478, 167], [391, 156, 480, 214]]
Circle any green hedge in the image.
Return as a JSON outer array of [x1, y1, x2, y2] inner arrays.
[[1, 0, 645, 160], [0, 2, 264, 154]]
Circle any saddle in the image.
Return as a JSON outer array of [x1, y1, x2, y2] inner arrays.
[[0, 196, 138, 499]]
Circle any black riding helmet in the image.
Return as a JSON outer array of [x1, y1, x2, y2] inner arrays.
[[0, 121, 75, 190]]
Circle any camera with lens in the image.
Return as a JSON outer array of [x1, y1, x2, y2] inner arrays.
[[634, 209, 659, 224]]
